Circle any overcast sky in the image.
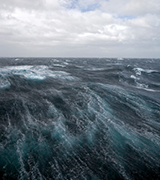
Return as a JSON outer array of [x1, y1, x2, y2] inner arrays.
[[0, 0, 160, 58]]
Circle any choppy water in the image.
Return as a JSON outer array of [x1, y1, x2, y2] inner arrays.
[[0, 58, 160, 180]]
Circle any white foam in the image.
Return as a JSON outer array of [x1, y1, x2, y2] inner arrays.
[[134, 68, 158, 75], [136, 82, 148, 89], [136, 82, 157, 92], [85, 67, 106, 71], [130, 75, 138, 80], [53, 64, 65, 67], [24, 73, 46, 80], [134, 68, 142, 75], [0, 65, 77, 81], [15, 58, 20, 61], [63, 62, 69, 65]]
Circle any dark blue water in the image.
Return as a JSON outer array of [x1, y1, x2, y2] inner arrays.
[[0, 58, 160, 180]]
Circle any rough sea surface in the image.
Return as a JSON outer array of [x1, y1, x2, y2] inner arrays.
[[0, 58, 160, 180]]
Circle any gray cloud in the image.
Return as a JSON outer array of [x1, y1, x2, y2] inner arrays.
[[0, 0, 160, 57]]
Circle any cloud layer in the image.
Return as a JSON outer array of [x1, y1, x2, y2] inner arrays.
[[0, 0, 160, 57]]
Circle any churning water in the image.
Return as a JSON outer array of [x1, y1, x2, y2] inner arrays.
[[0, 58, 160, 180]]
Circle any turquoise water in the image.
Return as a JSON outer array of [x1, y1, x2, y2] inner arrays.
[[0, 58, 160, 180]]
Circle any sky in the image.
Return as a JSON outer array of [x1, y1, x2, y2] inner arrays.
[[0, 0, 160, 58]]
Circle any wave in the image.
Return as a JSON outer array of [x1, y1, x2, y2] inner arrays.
[[0, 58, 160, 180], [0, 65, 78, 90], [133, 67, 159, 75]]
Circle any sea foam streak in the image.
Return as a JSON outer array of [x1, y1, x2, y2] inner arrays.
[[0, 58, 160, 180]]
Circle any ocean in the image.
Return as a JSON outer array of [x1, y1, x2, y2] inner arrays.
[[0, 58, 160, 180]]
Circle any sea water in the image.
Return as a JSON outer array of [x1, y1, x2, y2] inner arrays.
[[0, 58, 160, 180]]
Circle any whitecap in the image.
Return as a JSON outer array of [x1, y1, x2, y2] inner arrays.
[[24, 73, 46, 80], [63, 62, 69, 65], [135, 82, 158, 92], [0, 65, 46, 81], [133, 68, 158, 75], [136, 82, 148, 89], [75, 65, 84, 69], [85, 67, 106, 71], [130, 75, 138, 80], [53, 64, 66, 67], [0, 65, 78, 81], [15, 58, 20, 61]]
